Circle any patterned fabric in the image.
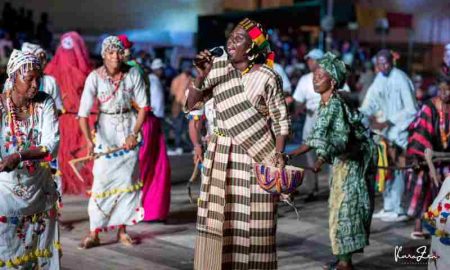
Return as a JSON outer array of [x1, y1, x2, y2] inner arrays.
[[408, 99, 449, 156], [404, 98, 450, 218], [190, 55, 290, 269], [306, 94, 377, 255], [423, 177, 450, 269], [101, 36, 124, 58], [317, 52, 347, 87], [21, 42, 45, 56]]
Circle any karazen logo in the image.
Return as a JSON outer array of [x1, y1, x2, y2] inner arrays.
[[394, 246, 439, 264]]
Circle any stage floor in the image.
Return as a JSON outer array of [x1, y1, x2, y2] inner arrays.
[[59, 154, 428, 270]]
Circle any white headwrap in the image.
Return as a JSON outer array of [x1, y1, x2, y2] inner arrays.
[[21, 42, 45, 56], [4, 49, 41, 90], [101, 36, 124, 58]]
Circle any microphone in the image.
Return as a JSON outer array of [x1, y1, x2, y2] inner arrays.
[[194, 47, 224, 66]]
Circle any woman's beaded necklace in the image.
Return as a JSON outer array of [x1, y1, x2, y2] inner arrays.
[[6, 90, 35, 170]]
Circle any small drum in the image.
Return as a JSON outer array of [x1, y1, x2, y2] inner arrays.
[[254, 164, 304, 195]]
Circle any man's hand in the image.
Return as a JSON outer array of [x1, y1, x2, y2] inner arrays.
[[312, 158, 324, 173]]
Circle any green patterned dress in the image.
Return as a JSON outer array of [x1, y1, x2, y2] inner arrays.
[[306, 93, 377, 255]]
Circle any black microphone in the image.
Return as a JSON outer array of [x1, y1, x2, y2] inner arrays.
[[194, 47, 224, 66]]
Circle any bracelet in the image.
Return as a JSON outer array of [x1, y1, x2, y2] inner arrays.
[[193, 144, 202, 149], [130, 131, 138, 138]]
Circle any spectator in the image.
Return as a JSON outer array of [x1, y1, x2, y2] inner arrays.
[[169, 61, 192, 155], [360, 49, 418, 222], [356, 61, 375, 104]]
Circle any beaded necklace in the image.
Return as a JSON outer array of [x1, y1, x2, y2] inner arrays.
[[6, 91, 34, 141], [5, 90, 37, 199]]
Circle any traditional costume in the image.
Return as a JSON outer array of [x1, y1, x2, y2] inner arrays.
[[187, 18, 290, 270], [45, 32, 94, 194], [405, 97, 450, 221], [0, 50, 61, 269], [306, 53, 377, 260], [78, 36, 147, 233]]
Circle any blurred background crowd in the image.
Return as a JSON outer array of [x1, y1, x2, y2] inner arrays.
[[0, 0, 449, 154]]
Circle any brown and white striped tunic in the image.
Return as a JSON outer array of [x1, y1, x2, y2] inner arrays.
[[188, 55, 291, 270]]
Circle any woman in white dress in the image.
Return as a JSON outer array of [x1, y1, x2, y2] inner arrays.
[[0, 50, 60, 269], [78, 36, 148, 249]]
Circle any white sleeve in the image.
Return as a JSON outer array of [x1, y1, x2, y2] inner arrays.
[[386, 76, 418, 129], [131, 68, 148, 109], [274, 64, 291, 93], [359, 78, 380, 117], [40, 97, 60, 157], [292, 76, 307, 103], [49, 76, 64, 110], [78, 71, 97, 118], [150, 77, 165, 118]]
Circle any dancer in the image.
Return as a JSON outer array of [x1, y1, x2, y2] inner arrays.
[[289, 52, 377, 270], [0, 50, 60, 268], [360, 49, 418, 222], [405, 75, 450, 239], [45, 32, 94, 194], [186, 18, 290, 269], [78, 36, 148, 248], [21, 42, 64, 112]]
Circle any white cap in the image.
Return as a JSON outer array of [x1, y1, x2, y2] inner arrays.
[[304, 49, 324, 60], [151, 58, 164, 70]]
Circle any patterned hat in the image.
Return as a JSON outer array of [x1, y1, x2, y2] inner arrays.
[[317, 52, 347, 87], [5, 49, 41, 90], [21, 42, 45, 56], [238, 18, 275, 68], [101, 36, 124, 58]]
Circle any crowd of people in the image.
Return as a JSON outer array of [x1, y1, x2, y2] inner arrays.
[[0, 3, 449, 269]]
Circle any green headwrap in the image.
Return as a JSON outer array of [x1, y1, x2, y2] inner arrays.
[[318, 52, 347, 87]]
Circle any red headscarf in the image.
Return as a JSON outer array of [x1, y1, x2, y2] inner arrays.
[[45, 31, 92, 113]]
